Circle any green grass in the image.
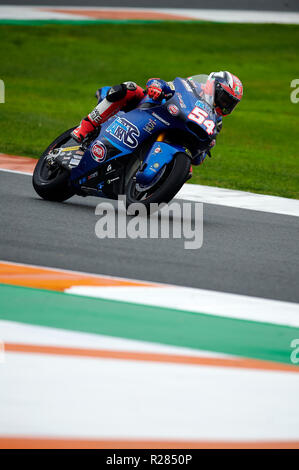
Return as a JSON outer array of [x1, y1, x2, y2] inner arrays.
[[0, 23, 299, 198]]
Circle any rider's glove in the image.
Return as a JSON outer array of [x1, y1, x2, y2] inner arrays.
[[147, 79, 164, 100], [146, 78, 175, 101]]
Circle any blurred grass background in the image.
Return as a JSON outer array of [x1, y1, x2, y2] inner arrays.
[[0, 22, 298, 197]]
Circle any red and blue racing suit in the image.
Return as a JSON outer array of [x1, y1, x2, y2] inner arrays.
[[71, 78, 222, 166]]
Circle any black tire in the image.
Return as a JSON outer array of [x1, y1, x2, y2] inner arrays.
[[32, 128, 76, 202], [126, 152, 191, 211]]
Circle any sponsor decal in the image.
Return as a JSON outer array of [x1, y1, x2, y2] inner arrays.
[[154, 146, 162, 154], [91, 141, 107, 163], [195, 100, 211, 113], [184, 147, 192, 157], [69, 157, 82, 166], [61, 150, 75, 157], [153, 162, 160, 168], [106, 117, 140, 148], [70, 155, 82, 166], [89, 108, 102, 124], [183, 80, 193, 92], [143, 118, 157, 134], [107, 176, 120, 184], [87, 171, 98, 180], [152, 112, 170, 126], [150, 79, 162, 88], [167, 104, 179, 116], [177, 93, 186, 108], [61, 146, 80, 152]]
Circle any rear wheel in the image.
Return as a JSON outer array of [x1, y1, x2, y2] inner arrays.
[[32, 128, 76, 202], [125, 152, 191, 211]]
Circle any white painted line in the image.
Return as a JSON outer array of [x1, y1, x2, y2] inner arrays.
[[176, 183, 299, 217], [0, 351, 298, 440], [0, 319, 232, 359], [66, 285, 299, 328], [0, 168, 32, 176], [156, 8, 299, 24], [2, 165, 298, 217], [0, 6, 88, 20]]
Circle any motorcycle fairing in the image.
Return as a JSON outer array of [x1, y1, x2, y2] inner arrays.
[[135, 141, 189, 186], [69, 107, 167, 185], [68, 76, 217, 192]]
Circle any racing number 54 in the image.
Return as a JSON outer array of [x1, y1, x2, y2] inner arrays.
[[188, 106, 215, 135]]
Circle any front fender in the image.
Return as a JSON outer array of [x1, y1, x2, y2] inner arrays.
[[136, 141, 188, 186]]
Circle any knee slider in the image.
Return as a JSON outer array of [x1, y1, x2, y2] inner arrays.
[[106, 84, 127, 103], [123, 81, 138, 91]]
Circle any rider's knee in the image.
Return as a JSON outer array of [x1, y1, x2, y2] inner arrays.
[[106, 82, 138, 103]]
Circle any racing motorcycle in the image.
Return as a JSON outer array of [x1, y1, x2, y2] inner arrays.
[[33, 75, 217, 210]]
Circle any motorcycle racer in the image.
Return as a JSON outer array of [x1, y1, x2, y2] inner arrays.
[[71, 72, 243, 165], [71, 78, 174, 142]]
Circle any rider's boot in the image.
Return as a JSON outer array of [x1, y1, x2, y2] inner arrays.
[[71, 116, 97, 142], [71, 82, 145, 143]]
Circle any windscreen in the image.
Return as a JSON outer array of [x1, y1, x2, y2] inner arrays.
[[187, 74, 215, 109]]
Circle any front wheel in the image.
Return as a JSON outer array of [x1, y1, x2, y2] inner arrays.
[[32, 128, 76, 202], [125, 152, 191, 211]]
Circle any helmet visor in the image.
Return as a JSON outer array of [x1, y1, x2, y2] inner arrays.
[[215, 86, 240, 115]]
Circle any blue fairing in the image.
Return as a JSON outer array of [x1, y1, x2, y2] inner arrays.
[[70, 107, 167, 182], [70, 77, 217, 187], [136, 141, 187, 186]]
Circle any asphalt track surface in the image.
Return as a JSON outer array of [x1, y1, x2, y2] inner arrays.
[[1, 0, 298, 12], [1, 170, 299, 304]]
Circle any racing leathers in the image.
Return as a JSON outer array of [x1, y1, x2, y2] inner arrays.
[[71, 78, 222, 166], [71, 79, 174, 142]]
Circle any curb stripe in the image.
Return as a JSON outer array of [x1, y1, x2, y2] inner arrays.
[[0, 154, 36, 173], [0, 261, 158, 289], [1, 283, 298, 364], [46, 8, 195, 21], [0, 20, 204, 25], [0, 437, 299, 449], [4, 342, 299, 373], [1, 261, 299, 328], [1, 6, 299, 24]]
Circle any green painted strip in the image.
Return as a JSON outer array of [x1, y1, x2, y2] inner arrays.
[[0, 284, 298, 365]]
